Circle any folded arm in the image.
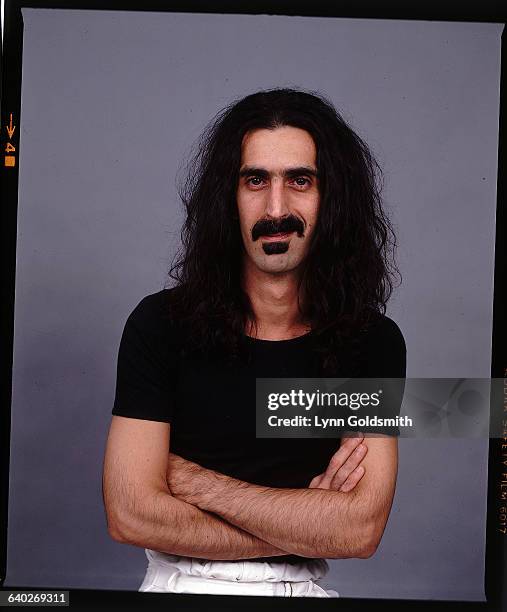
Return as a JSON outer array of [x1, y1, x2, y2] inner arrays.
[[102, 417, 369, 560], [103, 416, 288, 559], [167, 435, 398, 559]]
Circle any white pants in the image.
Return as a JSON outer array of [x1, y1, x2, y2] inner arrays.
[[139, 549, 339, 597]]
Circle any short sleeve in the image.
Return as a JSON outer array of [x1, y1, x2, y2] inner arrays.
[[354, 315, 407, 436], [358, 315, 407, 379], [112, 291, 177, 423]]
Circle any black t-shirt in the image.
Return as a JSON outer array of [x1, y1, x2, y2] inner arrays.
[[112, 288, 406, 562]]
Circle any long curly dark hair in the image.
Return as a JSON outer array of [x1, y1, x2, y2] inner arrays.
[[168, 87, 400, 372]]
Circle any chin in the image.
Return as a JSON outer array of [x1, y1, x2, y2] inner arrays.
[[254, 255, 300, 274]]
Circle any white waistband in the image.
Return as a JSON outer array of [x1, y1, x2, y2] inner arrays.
[[144, 549, 329, 583]]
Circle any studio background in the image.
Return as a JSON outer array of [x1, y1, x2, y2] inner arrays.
[[5, 9, 502, 600]]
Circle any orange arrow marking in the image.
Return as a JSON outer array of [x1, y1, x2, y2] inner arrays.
[[7, 113, 16, 139]]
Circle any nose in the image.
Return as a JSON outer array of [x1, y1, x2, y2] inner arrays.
[[264, 177, 290, 219]]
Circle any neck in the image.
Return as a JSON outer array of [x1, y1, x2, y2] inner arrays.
[[242, 259, 309, 340]]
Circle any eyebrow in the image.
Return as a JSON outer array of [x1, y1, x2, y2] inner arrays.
[[239, 166, 318, 180]]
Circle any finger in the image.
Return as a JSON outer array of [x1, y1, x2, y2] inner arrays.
[[319, 436, 365, 488], [328, 434, 365, 469], [323, 435, 363, 474], [328, 443, 368, 489], [308, 473, 324, 488], [338, 465, 365, 492]]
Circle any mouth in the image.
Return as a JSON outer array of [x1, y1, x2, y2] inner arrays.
[[260, 232, 294, 242]]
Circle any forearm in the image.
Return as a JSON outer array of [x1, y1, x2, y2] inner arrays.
[[189, 472, 372, 558], [114, 488, 290, 560], [165, 438, 396, 559]]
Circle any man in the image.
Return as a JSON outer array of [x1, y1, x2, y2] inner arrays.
[[102, 88, 406, 597]]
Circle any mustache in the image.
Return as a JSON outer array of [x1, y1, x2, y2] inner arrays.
[[251, 215, 305, 241]]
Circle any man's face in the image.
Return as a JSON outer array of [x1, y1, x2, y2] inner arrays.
[[236, 126, 320, 275]]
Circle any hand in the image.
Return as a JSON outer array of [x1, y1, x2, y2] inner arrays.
[[308, 434, 367, 492]]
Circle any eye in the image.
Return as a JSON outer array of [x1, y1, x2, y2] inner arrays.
[[246, 176, 265, 187], [291, 177, 311, 187]]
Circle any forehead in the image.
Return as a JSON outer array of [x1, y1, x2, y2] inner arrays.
[[240, 126, 316, 169]]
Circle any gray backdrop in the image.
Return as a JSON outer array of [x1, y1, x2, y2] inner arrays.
[[5, 9, 502, 600]]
